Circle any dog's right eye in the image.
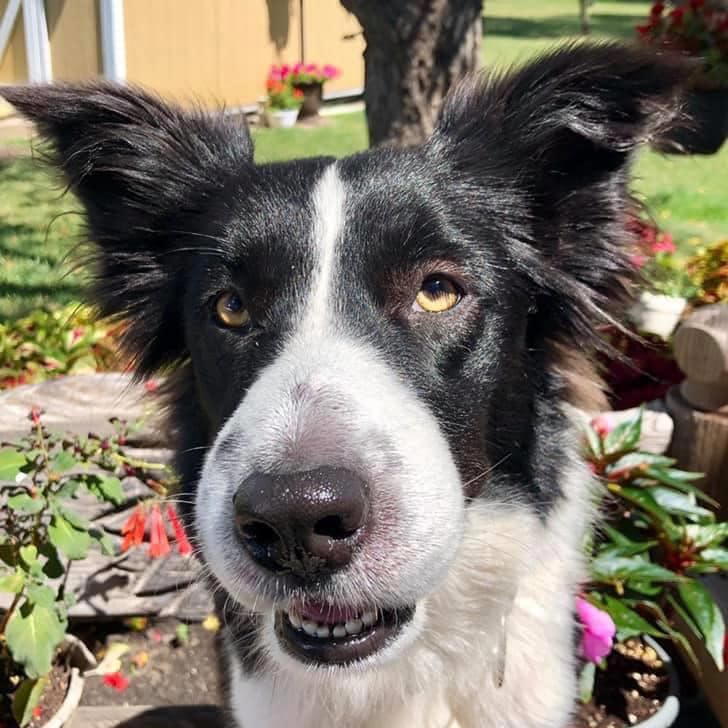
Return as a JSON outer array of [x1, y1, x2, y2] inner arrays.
[[214, 291, 250, 328]]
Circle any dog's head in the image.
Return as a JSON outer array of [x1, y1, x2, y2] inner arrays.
[[1, 44, 685, 676]]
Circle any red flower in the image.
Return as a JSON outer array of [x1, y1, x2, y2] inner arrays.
[[166, 505, 193, 557], [28, 406, 43, 424], [651, 1, 665, 16], [103, 671, 130, 692], [148, 503, 170, 558], [670, 7, 685, 24], [121, 504, 146, 552], [32, 706, 43, 719]]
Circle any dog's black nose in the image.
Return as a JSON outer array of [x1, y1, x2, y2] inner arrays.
[[233, 467, 369, 576]]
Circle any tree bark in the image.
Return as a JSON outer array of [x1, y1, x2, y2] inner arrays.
[[340, 0, 483, 147], [579, 0, 590, 35]]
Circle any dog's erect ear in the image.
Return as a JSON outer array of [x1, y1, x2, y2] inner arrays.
[[0, 83, 253, 373], [430, 43, 689, 346]]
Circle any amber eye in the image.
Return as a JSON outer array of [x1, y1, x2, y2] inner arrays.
[[414, 276, 461, 313], [214, 291, 250, 328]]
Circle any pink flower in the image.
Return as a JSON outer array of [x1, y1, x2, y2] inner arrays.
[[576, 597, 616, 663], [268, 66, 282, 82], [322, 64, 340, 79], [651, 236, 676, 254], [590, 413, 616, 438], [304, 63, 318, 74], [280, 64, 291, 79], [293, 62, 304, 74]]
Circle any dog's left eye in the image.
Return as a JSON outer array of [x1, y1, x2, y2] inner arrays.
[[414, 276, 462, 313], [214, 291, 250, 328]]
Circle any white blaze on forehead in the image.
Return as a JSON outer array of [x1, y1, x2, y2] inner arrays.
[[304, 162, 347, 333]]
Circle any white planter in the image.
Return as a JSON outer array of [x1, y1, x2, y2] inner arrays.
[[629, 292, 687, 339], [267, 108, 299, 129], [635, 637, 680, 728]]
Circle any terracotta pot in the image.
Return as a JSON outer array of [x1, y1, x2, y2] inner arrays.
[[293, 81, 323, 119], [654, 87, 728, 155]]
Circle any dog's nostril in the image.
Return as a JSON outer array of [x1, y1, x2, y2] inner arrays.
[[240, 520, 278, 547], [313, 514, 358, 541]]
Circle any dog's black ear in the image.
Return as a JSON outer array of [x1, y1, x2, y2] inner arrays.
[[0, 82, 253, 373], [430, 43, 689, 346]]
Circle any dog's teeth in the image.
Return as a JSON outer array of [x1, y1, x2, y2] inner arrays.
[[288, 612, 302, 630], [332, 624, 347, 638], [345, 618, 363, 635], [361, 611, 376, 626], [315, 625, 330, 639], [302, 620, 318, 636]]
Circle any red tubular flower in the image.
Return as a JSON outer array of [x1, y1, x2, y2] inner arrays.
[[166, 504, 193, 557], [121, 504, 146, 552], [670, 7, 685, 24], [148, 503, 170, 558], [651, 1, 665, 16]]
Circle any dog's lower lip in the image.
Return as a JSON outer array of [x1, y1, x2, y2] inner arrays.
[[275, 605, 415, 666]]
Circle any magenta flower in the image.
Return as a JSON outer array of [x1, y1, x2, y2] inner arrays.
[[304, 63, 318, 74], [576, 597, 616, 663], [651, 236, 676, 254], [322, 64, 340, 79], [293, 62, 304, 74]]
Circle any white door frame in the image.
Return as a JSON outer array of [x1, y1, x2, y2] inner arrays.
[[99, 0, 126, 81]]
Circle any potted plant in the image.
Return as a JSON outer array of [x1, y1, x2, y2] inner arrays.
[[686, 238, 728, 305], [573, 410, 727, 727], [627, 218, 696, 338], [264, 70, 304, 129], [0, 410, 178, 726], [283, 62, 341, 119], [637, 1, 728, 154]]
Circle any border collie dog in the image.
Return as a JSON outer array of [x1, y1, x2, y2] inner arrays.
[[2, 44, 685, 728]]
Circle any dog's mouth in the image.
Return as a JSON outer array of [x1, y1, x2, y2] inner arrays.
[[274, 601, 415, 666]]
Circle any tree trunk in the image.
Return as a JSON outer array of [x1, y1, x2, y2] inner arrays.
[[579, 0, 590, 35], [340, 0, 483, 147]]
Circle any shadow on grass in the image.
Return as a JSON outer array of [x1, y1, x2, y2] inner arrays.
[[483, 14, 641, 41]]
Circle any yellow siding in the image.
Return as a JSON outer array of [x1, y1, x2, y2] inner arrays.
[[0, 1, 27, 84], [303, 0, 364, 96], [46, 0, 102, 80], [124, 0, 304, 108]]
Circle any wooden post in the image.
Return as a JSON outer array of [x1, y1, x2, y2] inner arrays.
[[666, 303, 728, 517]]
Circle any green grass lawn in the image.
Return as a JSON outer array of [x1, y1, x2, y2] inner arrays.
[[1, 0, 726, 320]]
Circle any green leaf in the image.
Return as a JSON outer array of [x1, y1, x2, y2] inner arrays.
[[600, 595, 664, 641], [56, 479, 82, 499], [677, 580, 725, 671], [26, 583, 56, 609], [7, 493, 45, 515], [5, 601, 66, 679], [97, 476, 124, 505], [0, 449, 28, 481], [650, 487, 715, 523], [39, 543, 64, 579], [48, 514, 90, 560], [50, 451, 77, 473], [56, 504, 90, 531], [12, 676, 48, 727], [616, 486, 682, 541], [19, 545, 38, 568], [642, 467, 719, 507], [685, 523, 728, 549], [608, 452, 674, 478], [603, 411, 642, 456], [0, 568, 26, 594], [584, 425, 602, 460], [578, 662, 596, 704], [699, 548, 728, 569], [89, 528, 117, 556], [591, 554, 683, 585]]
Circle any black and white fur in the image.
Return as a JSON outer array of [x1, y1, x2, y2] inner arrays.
[[1, 44, 686, 728]]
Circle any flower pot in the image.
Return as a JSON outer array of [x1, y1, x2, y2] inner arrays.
[[293, 81, 323, 119], [267, 108, 299, 129], [653, 87, 728, 155], [629, 291, 687, 339], [40, 635, 97, 728]]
